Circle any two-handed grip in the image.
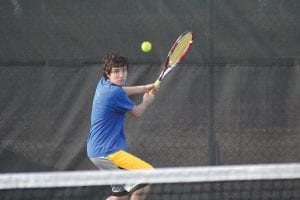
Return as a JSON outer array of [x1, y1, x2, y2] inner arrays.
[[149, 80, 161, 94]]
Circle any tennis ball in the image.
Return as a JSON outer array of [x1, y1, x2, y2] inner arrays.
[[141, 41, 152, 53]]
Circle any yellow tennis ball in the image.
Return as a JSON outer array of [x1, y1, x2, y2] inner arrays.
[[141, 41, 152, 53]]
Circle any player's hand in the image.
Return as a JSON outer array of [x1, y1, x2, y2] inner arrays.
[[143, 92, 155, 106], [145, 83, 160, 94]]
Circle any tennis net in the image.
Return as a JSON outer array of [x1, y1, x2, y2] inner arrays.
[[0, 163, 300, 200]]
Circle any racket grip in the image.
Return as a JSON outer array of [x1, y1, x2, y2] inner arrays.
[[149, 80, 161, 94]]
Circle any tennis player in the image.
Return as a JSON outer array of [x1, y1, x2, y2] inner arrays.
[[87, 52, 158, 200]]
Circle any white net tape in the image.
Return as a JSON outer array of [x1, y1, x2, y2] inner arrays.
[[1, 163, 300, 190]]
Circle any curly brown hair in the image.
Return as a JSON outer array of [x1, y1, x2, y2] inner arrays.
[[102, 52, 129, 79]]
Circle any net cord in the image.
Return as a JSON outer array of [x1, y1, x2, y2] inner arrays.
[[0, 163, 300, 190]]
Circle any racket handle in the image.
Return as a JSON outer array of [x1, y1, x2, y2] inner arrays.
[[149, 80, 161, 94]]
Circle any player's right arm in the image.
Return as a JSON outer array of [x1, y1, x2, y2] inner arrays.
[[130, 93, 155, 117]]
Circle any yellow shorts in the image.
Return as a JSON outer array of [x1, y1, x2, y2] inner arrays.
[[107, 150, 154, 170]]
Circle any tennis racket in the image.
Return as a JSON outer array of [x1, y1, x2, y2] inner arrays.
[[149, 31, 194, 94]]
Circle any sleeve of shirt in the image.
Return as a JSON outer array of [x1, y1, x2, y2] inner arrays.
[[113, 89, 134, 113]]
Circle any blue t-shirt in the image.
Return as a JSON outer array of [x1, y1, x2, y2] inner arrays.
[[87, 78, 134, 157]]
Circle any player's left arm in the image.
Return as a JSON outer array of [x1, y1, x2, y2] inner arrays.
[[130, 93, 155, 117], [123, 84, 158, 96]]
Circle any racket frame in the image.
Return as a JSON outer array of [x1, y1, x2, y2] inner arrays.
[[154, 31, 194, 87]]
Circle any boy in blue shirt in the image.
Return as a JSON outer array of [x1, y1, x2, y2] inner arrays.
[[87, 52, 158, 200]]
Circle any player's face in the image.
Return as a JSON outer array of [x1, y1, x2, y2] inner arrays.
[[107, 66, 128, 86]]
